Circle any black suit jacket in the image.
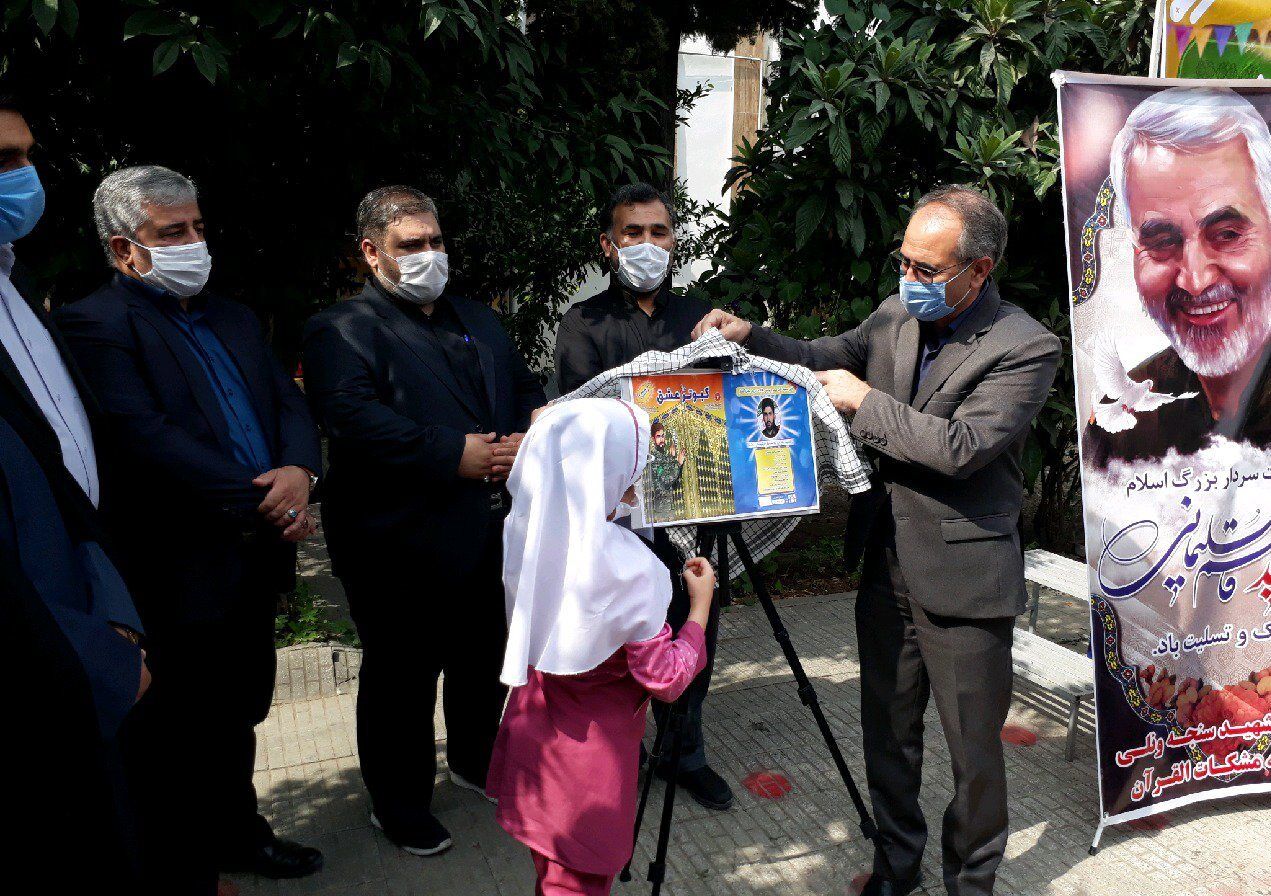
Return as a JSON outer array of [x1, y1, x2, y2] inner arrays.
[[302, 282, 545, 580], [54, 274, 323, 629]]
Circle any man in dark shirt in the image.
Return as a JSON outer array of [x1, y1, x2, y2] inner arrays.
[[554, 183, 710, 395], [56, 165, 324, 894], [552, 183, 733, 811], [303, 186, 545, 857]]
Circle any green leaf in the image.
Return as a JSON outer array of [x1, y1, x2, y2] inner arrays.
[[152, 39, 180, 75], [785, 116, 825, 151], [423, 7, 445, 40], [336, 42, 358, 69], [57, 0, 77, 36], [191, 42, 217, 83], [828, 118, 851, 172], [32, 0, 57, 35], [250, 1, 284, 27], [795, 195, 827, 250], [123, 9, 183, 40]]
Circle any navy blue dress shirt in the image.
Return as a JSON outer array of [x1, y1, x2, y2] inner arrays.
[[140, 282, 273, 473], [913, 291, 984, 400]]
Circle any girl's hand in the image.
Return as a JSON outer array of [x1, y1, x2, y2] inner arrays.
[[683, 556, 716, 627]]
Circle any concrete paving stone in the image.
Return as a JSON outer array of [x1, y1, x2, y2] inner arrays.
[[233, 590, 1270, 896]]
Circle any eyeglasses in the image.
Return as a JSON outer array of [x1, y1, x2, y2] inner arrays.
[[890, 249, 965, 284]]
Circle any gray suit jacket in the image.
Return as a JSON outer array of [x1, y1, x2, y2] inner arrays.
[[746, 280, 1061, 619]]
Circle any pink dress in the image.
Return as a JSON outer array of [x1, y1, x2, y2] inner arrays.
[[486, 622, 707, 876]]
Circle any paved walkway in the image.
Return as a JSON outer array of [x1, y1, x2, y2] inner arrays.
[[233, 589, 1271, 896]]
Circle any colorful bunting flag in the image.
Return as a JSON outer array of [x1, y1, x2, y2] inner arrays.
[[1175, 24, 1194, 55], [1212, 24, 1234, 55], [1194, 23, 1212, 55], [1235, 22, 1253, 52]]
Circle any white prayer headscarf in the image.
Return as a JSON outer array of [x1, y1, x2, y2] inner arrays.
[[500, 397, 671, 687]]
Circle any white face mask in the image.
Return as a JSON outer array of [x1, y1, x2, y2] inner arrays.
[[132, 239, 212, 298], [389, 249, 448, 305], [613, 241, 670, 294]]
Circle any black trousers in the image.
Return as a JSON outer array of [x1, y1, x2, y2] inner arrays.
[[342, 526, 507, 831], [649, 529, 719, 773], [122, 557, 279, 896], [856, 527, 1015, 896]]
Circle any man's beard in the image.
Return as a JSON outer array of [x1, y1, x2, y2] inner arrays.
[[1145, 281, 1271, 378]]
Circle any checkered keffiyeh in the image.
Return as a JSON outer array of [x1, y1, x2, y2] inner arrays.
[[553, 328, 873, 574]]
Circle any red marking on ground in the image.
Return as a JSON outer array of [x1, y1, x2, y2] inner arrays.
[[1000, 724, 1038, 746], [848, 872, 873, 894], [742, 770, 793, 799], [1128, 813, 1170, 832]]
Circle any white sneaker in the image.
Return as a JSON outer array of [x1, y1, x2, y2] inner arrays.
[[449, 770, 497, 804], [370, 811, 453, 856]]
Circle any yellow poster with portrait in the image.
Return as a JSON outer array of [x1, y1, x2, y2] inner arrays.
[[1155, 0, 1271, 77]]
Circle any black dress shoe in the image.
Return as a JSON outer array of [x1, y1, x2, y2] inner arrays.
[[220, 837, 324, 879], [858, 872, 922, 896], [656, 764, 735, 810]]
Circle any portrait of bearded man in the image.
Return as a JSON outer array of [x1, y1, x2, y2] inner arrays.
[[1087, 86, 1271, 467]]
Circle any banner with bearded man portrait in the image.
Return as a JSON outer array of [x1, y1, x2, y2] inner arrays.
[[1057, 72, 1271, 839]]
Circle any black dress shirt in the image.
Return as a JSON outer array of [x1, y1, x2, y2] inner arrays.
[[553, 281, 711, 394], [1084, 343, 1271, 467], [371, 280, 491, 425]]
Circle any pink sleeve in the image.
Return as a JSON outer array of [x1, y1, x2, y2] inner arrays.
[[624, 622, 707, 702]]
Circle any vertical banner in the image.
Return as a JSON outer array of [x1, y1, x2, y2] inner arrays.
[[1155, 0, 1271, 78], [1057, 71, 1271, 828]]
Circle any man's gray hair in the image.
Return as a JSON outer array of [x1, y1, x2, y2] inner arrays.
[[356, 185, 439, 246], [1109, 86, 1271, 231], [93, 165, 198, 265], [913, 184, 1008, 265]]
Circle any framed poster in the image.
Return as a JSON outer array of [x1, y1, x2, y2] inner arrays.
[[1056, 71, 1271, 837], [621, 368, 819, 528]]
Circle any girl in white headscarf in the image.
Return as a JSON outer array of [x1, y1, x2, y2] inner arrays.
[[487, 398, 714, 896]]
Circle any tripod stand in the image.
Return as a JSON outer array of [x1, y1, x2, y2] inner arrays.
[[621, 520, 893, 894]]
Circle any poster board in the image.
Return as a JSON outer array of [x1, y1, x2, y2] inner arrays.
[[1154, 0, 1271, 78], [1056, 71, 1271, 832], [621, 368, 820, 528]]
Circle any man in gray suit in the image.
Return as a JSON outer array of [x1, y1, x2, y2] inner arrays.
[[695, 186, 1061, 896]]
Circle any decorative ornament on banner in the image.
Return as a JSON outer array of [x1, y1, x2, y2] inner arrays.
[[1153, 0, 1271, 78], [1055, 70, 1271, 845]]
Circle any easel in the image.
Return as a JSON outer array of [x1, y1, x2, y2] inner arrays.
[[620, 519, 894, 893]]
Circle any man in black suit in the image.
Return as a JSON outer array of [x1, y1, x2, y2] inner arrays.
[[302, 186, 544, 856], [551, 183, 732, 811], [56, 165, 325, 894], [0, 93, 148, 890]]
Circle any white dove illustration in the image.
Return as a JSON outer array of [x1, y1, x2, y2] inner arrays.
[[1089, 331, 1198, 434]]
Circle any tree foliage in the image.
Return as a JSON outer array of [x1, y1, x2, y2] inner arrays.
[[526, 0, 819, 188], [689, 0, 1154, 550], [1, 0, 674, 364]]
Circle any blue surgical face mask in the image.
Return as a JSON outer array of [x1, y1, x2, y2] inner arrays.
[[0, 165, 45, 245], [898, 262, 974, 322]]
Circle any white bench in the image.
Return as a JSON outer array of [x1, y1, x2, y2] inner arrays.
[[1018, 549, 1094, 761]]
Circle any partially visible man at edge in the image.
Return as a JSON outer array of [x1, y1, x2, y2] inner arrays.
[[0, 94, 148, 888], [552, 182, 734, 811], [56, 165, 324, 895], [302, 186, 544, 858]]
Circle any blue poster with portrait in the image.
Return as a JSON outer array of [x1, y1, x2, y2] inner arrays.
[[722, 370, 819, 517]]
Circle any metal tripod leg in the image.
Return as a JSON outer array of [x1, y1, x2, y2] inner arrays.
[[726, 526, 896, 885]]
